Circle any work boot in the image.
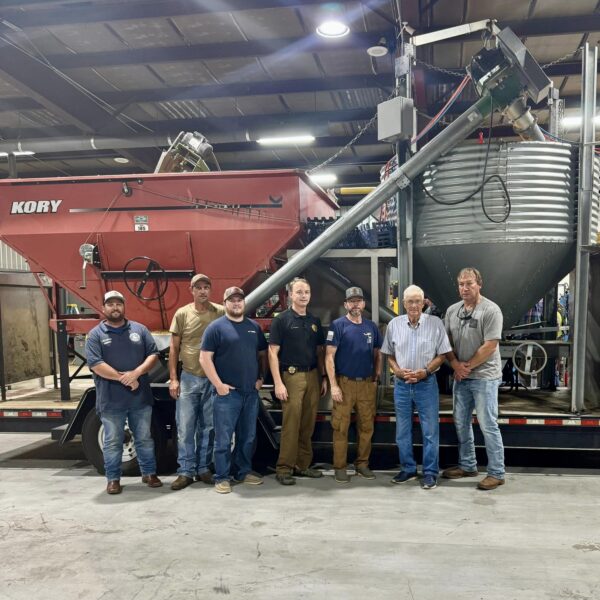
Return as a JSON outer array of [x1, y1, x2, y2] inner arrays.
[[141, 474, 163, 488], [334, 469, 350, 484], [170, 475, 193, 491], [356, 465, 375, 480], [275, 473, 296, 486], [477, 476, 505, 490], [442, 466, 479, 479], [106, 480, 122, 495], [293, 467, 323, 478], [195, 472, 214, 485]]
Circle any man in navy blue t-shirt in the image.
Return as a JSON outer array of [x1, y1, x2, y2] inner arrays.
[[325, 287, 382, 484], [85, 291, 161, 495], [200, 287, 268, 494]]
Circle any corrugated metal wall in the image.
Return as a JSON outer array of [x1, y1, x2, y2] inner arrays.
[[0, 241, 29, 271]]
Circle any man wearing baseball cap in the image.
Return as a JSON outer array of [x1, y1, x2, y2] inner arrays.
[[168, 273, 225, 491], [325, 287, 382, 483], [200, 287, 268, 494], [85, 290, 162, 495]]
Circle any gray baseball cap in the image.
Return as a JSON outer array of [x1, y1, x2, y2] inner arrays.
[[104, 291, 125, 304], [345, 286, 364, 300]]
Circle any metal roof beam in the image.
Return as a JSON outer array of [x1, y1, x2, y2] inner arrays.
[[0, 0, 336, 27], [43, 32, 391, 69]]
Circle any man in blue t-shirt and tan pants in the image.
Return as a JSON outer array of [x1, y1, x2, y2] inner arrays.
[[325, 287, 382, 484]]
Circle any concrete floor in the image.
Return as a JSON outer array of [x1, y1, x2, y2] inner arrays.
[[0, 435, 599, 600]]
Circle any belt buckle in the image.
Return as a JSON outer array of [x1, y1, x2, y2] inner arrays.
[[287, 366, 296, 374]]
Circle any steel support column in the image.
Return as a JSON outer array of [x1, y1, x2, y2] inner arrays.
[[571, 43, 597, 412]]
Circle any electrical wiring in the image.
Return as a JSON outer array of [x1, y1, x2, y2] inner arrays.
[[413, 75, 471, 143], [420, 100, 512, 224]]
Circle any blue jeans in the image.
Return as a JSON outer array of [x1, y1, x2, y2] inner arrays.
[[453, 378, 505, 479], [100, 404, 156, 481], [213, 390, 259, 483], [175, 371, 214, 477], [394, 376, 439, 477]]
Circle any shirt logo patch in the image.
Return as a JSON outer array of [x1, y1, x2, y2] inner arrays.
[[101, 338, 112, 345], [311, 324, 318, 332], [326, 331, 334, 341], [129, 332, 141, 343], [365, 332, 373, 345]]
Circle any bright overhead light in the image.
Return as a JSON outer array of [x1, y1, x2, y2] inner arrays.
[[316, 20, 350, 38], [0, 150, 35, 157], [367, 37, 389, 57], [113, 156, 130, 164], [256, 134, 315, 146], [561, 114, 600, 129], [309, 172, 337, 186]]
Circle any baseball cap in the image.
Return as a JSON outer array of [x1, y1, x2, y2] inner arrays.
[[104, 291, 125, 303], [345, 286, 364, 300], [223, 286, 245, 301], [190, 273, 211, 287]]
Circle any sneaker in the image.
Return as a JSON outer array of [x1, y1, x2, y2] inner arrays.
[[421, 475, 437, 489], [293, 467, 323, 478], [334, 469, 350, 484], [441, 466, 479, 479], [195, 472, 214, 485], [237, 473, 264, 485], [275, 473, 296, 486], [391, 470, 418, 484], [356, 465, 376, 480], [170, 475, 194, 491], [477, 476, 505, 490], [215, 480, 232, 494]]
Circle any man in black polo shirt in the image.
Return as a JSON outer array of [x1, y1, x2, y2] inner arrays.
[[86, 291, 161, 495], [269, 277, 326, 485]]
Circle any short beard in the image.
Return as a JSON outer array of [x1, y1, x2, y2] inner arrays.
[[105, 313, 124, 324]]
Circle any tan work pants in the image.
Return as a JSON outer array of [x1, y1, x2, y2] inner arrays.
[[276, 369, 320, 475], [332, 376, 377, 469]]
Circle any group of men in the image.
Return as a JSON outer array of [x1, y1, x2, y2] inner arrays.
[[86, 266, 505, 495]]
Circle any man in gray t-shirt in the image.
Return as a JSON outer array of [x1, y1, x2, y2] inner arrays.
[[443, 267, 506, 491]]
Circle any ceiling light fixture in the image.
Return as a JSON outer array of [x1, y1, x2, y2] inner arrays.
[[0, 150, 35, 157], [367, 37, 389, 57], [316, 19, 350, 38], [309, 172, 337, 186], [256, 134, 316, 146], [113, 156, 130, 163]]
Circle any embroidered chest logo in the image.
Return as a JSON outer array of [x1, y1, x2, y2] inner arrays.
[[129, 332, 141, 343]]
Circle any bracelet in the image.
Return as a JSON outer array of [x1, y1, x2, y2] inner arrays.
[[424, 367, 430, 376]]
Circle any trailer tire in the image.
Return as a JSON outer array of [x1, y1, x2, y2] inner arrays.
[[81, 410, 169, 476]]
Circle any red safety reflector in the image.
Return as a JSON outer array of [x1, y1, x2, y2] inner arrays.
[[18, 411, 32, 418], [439, 416, 454, 423], [508, 418, 527, 425], [581, 419, 600, 427], [545, 419, 564, 426], [47, 411, 63, 418]]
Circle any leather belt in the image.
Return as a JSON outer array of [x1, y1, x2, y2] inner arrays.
[[281, 365, 315, 374]]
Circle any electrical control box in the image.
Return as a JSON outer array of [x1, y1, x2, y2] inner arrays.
[[377, 96, 415, 142]]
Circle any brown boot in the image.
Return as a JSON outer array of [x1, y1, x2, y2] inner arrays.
[[170, 475, 193, 491], [477, 476, 505, 490], [106, 480, 122, 495], [142, 474, 163, 488], [442, 466, 478, 479]]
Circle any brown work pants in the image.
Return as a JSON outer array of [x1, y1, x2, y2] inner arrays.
[[276, 369, 320, 475], [331, 376, 377, 469]]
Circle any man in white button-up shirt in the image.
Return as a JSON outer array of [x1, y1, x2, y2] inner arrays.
[[381, 285, 452, 490]]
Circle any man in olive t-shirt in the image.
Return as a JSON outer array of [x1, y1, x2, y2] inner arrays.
[[168, 274, 224, 490]]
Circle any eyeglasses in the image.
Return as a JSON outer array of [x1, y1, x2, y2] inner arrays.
[[405, 299, 423, 306]]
